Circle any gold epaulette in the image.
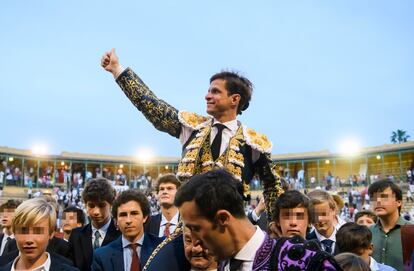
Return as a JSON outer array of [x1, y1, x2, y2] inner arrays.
[[242, 125, 273, 154], [178, 111, 211, 130]]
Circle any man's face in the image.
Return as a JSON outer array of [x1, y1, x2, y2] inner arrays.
[[183, 226, 216, 270], [356, 215, 376, 227], [14, 218, 52, 264], [371, 187, 401, 218], [116, 200, 147, 242], [180, 201, 231, 261], [62, 211, 82, 233], [277, 206, 309, 238], [86, 201, 111, 229], [1, 208, 16, 228], [205, 79, 238, 118], [157, 183, 178, 208], [312, 202, 336, 237]]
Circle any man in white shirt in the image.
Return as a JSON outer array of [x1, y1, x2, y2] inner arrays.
[[175, 170, 274, 271], [3, 197, 78, 271], [0, 200, 21, 256], [144, 174, 181, 237], [92, 190, 162, 271]]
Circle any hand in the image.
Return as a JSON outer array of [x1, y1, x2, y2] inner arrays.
[[101, 48, 122, 77], [254, 197, 266, 217]]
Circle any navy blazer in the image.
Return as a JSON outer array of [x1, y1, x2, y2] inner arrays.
[[144, 214, 162, 237], [69, 220, 121, 271], [306, 230, 338, 255], [144, 233, 190, 271], [0, 234, 17, 257], [0, 253, 79, 271], [91, 233, 162, 271]]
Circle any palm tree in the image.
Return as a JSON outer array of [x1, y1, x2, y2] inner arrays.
[[390, 129, 410, 144]]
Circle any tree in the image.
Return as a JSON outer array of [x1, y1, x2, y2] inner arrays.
[[390, 129, 410, 144]]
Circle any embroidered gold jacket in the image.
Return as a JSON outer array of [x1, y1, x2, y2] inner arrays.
[[116, 68, 284, 219]]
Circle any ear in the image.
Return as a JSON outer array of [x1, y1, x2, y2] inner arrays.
[[368, 243, 374, 255], [143, 215, 148, 224], [215, 210, 231, 227], [231, 94, 241, 105]]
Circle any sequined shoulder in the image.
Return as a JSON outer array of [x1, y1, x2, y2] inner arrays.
[[242, 125, 273, 154], [178, 111, 211, 130]]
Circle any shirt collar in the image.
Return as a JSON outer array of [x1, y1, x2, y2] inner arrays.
[[233, 226, 265, 262], [92, 218, 112, 235], [11, 252, 51, 271], [315, 227, 337, 242], [370, 256, 380, 271], [2, 230, 14, 239], [121, 234, 144, 249], [212, 119, 238, 133], [160, 212, 179, 226], [376, 216, 409, 230]]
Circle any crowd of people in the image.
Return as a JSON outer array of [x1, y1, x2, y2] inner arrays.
[[0, 47, 413, 271]]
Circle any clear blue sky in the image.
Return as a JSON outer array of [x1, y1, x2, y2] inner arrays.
[[1, 1, 413, 157]]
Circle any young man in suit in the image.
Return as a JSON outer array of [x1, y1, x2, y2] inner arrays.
[[175, 169, 276, 271], [306, 189, 338, 255], [92, 189, 162, 271], [145, 174, 181, 237], [0, 200, 21, 256], [1, 197, 78, 271], [62, 206, 86, 242], [69, 178, 121, 271], [271, 190, 311, 239]]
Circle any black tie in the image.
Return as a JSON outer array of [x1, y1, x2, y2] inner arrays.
[[211, 124, 226, 161], [321, 239, 334, 254], [3, 237, 12, 254], [229, 258, 243, 271]]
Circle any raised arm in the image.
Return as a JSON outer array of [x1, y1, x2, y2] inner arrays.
[[101, 49, 181, 138]]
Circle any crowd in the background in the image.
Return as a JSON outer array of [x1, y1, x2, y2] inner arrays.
[[0, 171, 413, 271]]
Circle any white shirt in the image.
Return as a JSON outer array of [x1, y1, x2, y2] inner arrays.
[[0, 231, 14, 255], [91, 219, 111, 247], [11, 252, 51, 271], [315, 227, 337, 252], [122, 234, 144, 271], [224, 226, 265, 271], [180, 118, 260, 163], [159, 212, 179, 237]]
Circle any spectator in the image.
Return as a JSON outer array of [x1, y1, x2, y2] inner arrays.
[[336, 222, 396, 271], [0, 200, 22, 256], [183, 226, 217, 271], [355, 210, 378, 227], [62, 206, 86, 242], [369, 179, 412, 271], [335, 253, 370, 271]]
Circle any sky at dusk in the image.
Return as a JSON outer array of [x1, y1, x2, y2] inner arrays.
[[1, 1, 413, 158]]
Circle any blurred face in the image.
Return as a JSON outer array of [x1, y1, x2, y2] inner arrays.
[[205, 79, 238, 118], [14, 218, 52, 266], [116, 200, 147, 243], [1, 208, 16, 228], [62, 211, 82, 233], [183, 226, 217, 270], [371, 187, 401, 218], [356, 215, 376, 227], [86, 201, 111, 229], [180, 201, 231, 261], [157, 183, 178, 208], [312, 202, 336, 237], [277, 206, 309, 238]]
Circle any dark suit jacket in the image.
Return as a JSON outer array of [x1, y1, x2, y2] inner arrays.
[[0, 234, 17, 257], [144, 214, 162, 237], [306, 230, 338, 255], [48, 236, 71, 259], [91, 233, 163, 271], [247, 210, 268, 232], [0, 240, 73, 267], [145, 233, 190, 271], [69, 220, 121, 271], [0, 253, 79, 271]]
